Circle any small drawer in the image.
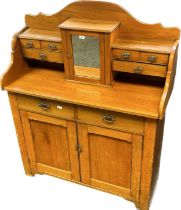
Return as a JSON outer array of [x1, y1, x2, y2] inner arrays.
[[77, 106, 144, 134], [21, 49, 64, 63], [113, 60, 167, 77], [112, 49, 139, 61], [41, 41, 63, 52], [140, 52, 169, 65], [16, 94, 75, 119], [20, 39, 40, 49]]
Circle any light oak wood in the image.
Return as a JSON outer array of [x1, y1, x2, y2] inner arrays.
[[16, 94, 75, 120], [8, 93, 32, 175], [4, 68, 163, 119], [1, 2, 180, 210], [21, 48, 64, 63], [25, 1, 180, 41], [113, 60, 167, 77], [159, 40, 179, 119], [20, 111, 80, 181], [78, 123, 143, 200], [77, 106, 144, 134], [40, 41, 62, 52], [112, 39, 175, 54], [112, 49, 169, 65], [59, 18, 120, 33], [20, 39, 41, 49], [18, 28, 62, 42]]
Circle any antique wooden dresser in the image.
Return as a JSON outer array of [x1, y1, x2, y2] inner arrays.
[[1, 1, 180, 210]]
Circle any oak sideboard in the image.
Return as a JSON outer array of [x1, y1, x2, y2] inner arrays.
[[1, 1, 180, 210]]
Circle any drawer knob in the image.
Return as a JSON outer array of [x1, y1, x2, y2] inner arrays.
[[134, 66, 144, 74], [147, 55, 157, 62], [121, 52, 131, 59], [26, 41, 34, 49], [48, 44, 57, 51], [103, 115, 115, 124], [38, 102, 50, 111], [39, 53, 47, 61]]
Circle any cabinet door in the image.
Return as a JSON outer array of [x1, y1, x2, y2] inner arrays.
[[20, 111, 80, 181], [78, 123, 143, 200]]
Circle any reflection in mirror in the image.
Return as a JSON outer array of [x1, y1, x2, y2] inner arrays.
[[72, 35, 100, 79]]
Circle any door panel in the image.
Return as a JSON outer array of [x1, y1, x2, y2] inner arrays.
[[78, 123, 142, 200], [20, 111, 80, 181]]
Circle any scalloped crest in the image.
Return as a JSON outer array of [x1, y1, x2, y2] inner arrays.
[[25, 1, 180, 41]]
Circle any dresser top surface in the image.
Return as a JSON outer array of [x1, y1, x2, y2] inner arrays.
[[5, 68, 163, 119], [59, 18, 120, 33]]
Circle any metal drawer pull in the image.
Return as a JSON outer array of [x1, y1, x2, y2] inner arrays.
[[134, 66, 144, 74], [39, 53, 47, 61], [48, 44, 57, 51], [103, 115, 115, 124], [38, 102, 50, 111], [121, 52, 131, 59], [26, 41, 34, 49], [147, 55, 157, 62]]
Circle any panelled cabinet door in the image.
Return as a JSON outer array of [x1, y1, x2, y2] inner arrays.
[[78, 123, 143, 200], [20, 111, 80, 181]]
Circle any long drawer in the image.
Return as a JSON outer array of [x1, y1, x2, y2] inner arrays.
[[21, 49, 64, 63], [112, 49, 169, 65], [112, 60, 167, 77], [16, 94, 75, 119], [77, 106, 145, 134]]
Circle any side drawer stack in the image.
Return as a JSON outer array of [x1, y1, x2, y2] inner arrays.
[[19, 38, 64, 63], [112, 43, 170, 77]]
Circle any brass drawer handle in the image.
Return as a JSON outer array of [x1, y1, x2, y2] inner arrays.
[[121, 52, 131, 59], [39, 52, 47, 61], [48, 44, 57, 51], [38, 102, 50, 111], [103, 115, 115, 124], [26, 41, 34, 49], [147, 55, 157, 62], [134, 66, 144, 74]]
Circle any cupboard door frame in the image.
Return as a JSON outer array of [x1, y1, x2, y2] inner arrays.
[[78, 123, 143, 200], [65, 30, 105, 84], [20, 111, 80, 181]]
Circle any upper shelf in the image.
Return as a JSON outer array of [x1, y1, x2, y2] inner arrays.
[[112, 39, 174, 54], [18, 28, 62, 42], [59, 18, 120, 33]]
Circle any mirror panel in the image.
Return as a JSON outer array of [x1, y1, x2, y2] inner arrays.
[[72, 35, 100, 79]]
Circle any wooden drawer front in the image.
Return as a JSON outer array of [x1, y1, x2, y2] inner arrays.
[[16, 94, 74, 119], [41, 41, 63, 52], [140, 52, 169, 65], [77, 106, 144, 134], [22, 49, 63, 63], [112, 49, 169, 65], [112, 49, 139, 61], [113, 60, 167, 77], [20, 39, 40, 49]]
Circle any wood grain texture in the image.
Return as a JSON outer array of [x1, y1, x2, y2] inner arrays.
[[16, 94, 75, 120], [159, 40, 179, 119], [25, 1, 180, 41], [77, 106, 144, 134], [59, 18, 120, 33], [21, 48, 64, 63], [8, 92, 32, 175], [112, 48, 169, 65], [139, 118, 157, 210], [1, 27, 30, 89], [4, 68, 163, 119], [113, 60, 167, 77]]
